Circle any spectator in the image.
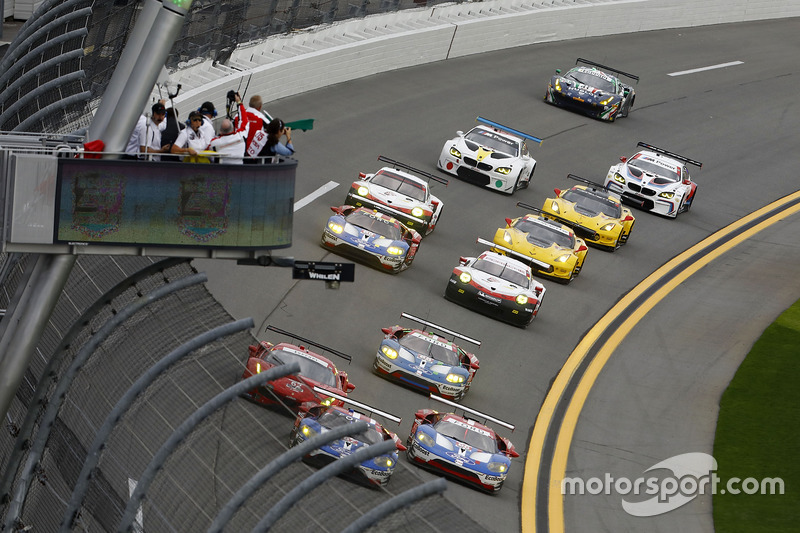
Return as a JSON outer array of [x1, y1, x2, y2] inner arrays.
[[171, 111, 213, 161], [136, 102, 169, 161], [208, 118, 247, 164], [161, 107, 185, 161], [198, 101, 217, 140], [236, 94, 271, 162], [123, 114, 146, 159], [262, 118, 294, 158]]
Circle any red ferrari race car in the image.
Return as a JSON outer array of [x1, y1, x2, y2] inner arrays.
[[241, 325, 355, 414]]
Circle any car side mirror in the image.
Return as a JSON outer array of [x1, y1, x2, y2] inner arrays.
[[456, 130, 463, 136], [554, 188, 561, 196], [620, 156, 628, 163], [459, 257, 468, 266], [505, 218, 513, 227], [555, 68, 561, 74], [395, 442, 408, 452], [358, 172, 367, 179], [623, 215, 634, 222]]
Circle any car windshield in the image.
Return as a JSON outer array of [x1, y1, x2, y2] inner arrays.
[[317, 410, 385, 444], [472, 258, 529, 288], [567, 69, 616, 93], [465, 130, 518, 157], [265, 349, 336, 387], [514, 219, 574, 248], [434, 419, 497, 452], [398, 333, 460, 366], [563, 189, 622, 218], [372, 170, 427, 202], [345, 211, 402, 240], [629, 157, 681, 182]]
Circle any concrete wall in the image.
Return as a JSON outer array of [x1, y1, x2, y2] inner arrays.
[[168, 0, 800, 115]]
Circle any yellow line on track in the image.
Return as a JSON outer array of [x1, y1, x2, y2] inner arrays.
[[521, 190, 800, 533]]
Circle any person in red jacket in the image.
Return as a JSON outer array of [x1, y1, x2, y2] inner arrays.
[[234, 93, 272, 163]]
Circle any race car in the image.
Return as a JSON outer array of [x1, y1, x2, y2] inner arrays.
[[544, 58, 638, 122], [241, 326, 355, 413], [437, 116, 541, 195], [444, 239, 546, 327], [541, 174, 635, 251], [406, 394, 519, 493], [321, 205, 421, 273], [344, 156, 447, 236], [290, 389, 406, 487], [373, 312, 481, 401], [604, 142, 702, 218], [492, 205, 588, 283]]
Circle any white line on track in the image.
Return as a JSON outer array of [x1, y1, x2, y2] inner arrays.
[[667, 61, 744, 76], [294, 181, 339, 212]]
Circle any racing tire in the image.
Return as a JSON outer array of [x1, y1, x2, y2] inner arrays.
[[425, 207, 442, 236], [682, 189, 696, 213]]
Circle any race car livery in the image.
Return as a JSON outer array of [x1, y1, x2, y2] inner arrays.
[[374, 312, 480, 401], [290, 391, 406, 487], [493, 206, 588, 283], [604, 142, 702, 218], [406, 394, 518, 493], [541, 174, 635, 250], [240, 326, 355, 413], [345, 156, 447, 236], [544, 58, 638, 122], [437, 116, 541, 195], [321, 205, 422, 273], [444, 241, 546, 327]]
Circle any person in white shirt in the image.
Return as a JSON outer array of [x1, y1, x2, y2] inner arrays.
[[124, 115, 146, 159], [207, 95, 248, 164], [136, 102, 169, 161], [170, 111, 213, 160], [198, 101, 217, 140]]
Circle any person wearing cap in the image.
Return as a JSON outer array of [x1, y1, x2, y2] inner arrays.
[[207, 93, 248, 164], [135, 102, 170, 161], [198, 101, 217, 140], [171, 110, 213, 161]]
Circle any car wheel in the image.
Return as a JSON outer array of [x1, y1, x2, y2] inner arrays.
[[683, 189, 696, 213]]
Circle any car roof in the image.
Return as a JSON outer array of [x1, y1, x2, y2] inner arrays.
[[570, 185, 621, 204], [570, 65, 617, 83], [271, 342, 336, 369], [375, 167, 428, 188], [440, 413, 496, 437], [520, 213, 573, 235], [633, 151, 684, 170], [470, 124, 522, 143], [476, 251, 531, 276], [407, 329, 457, 349]]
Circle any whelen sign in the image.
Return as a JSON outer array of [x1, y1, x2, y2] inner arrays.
[[2, 151, 297, 259]]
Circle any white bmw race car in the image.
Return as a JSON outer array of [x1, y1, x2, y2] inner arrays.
[[444, 239, 546, 328], [437, 117, 541, 195], [605, 142, 702, 218], [344, 156, 447, 236]]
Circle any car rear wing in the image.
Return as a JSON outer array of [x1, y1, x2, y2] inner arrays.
[[400, 312, 481, 347], [347, 196, 427, 227], [265, 325, 352, 363], [475, 237, 554, 274], [313, 386, 402, 424], [567, 173, 608, 191], [515, 202, 600, 244], [429, 393, 515, 432], [636, 142, 703, 168], [476, 116, 543, 146], [576, 58, 639, 83], [377, 155, 449, 186]]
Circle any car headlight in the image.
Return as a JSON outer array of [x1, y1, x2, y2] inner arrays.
[[551, 201, 560, 213], [487, 461, 508, 473], [659, 191, 675, 199], [381, 345, 398, 359], [502, 230, 513, 244], [601, 223, 616, 231], [328, 222, 344, 234], [495, 167, 512, 175], [612, 173, 626, 184], [301, 425, 318, 438], [555, 254, 571, 263], [459, 272, 472, 284], [357, 185, 369, 196], [600, 97, 615, 106], [516, 294, 528, 305], [417, 432, 435, 447], [320, 396, 334, 406], [386, 246, 404, 256], [554, 80, 561, 91], [255, 362, 262, 373], [446, 373, 465, 384], [411, 207, 424, 218], [449, 147, 462, 158], [373, 456, 394, 468]]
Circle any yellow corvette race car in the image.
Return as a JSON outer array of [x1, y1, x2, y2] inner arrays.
[[541, 174, 635, 251], [491, 206, 588, 284]]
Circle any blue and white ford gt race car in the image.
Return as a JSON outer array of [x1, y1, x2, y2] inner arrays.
[[290, 388, 406, 487], [437, 117, 542, 195], [374, 312, 480, 401], [321, 205, 422, 273], [406, 394, 519, 493]]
